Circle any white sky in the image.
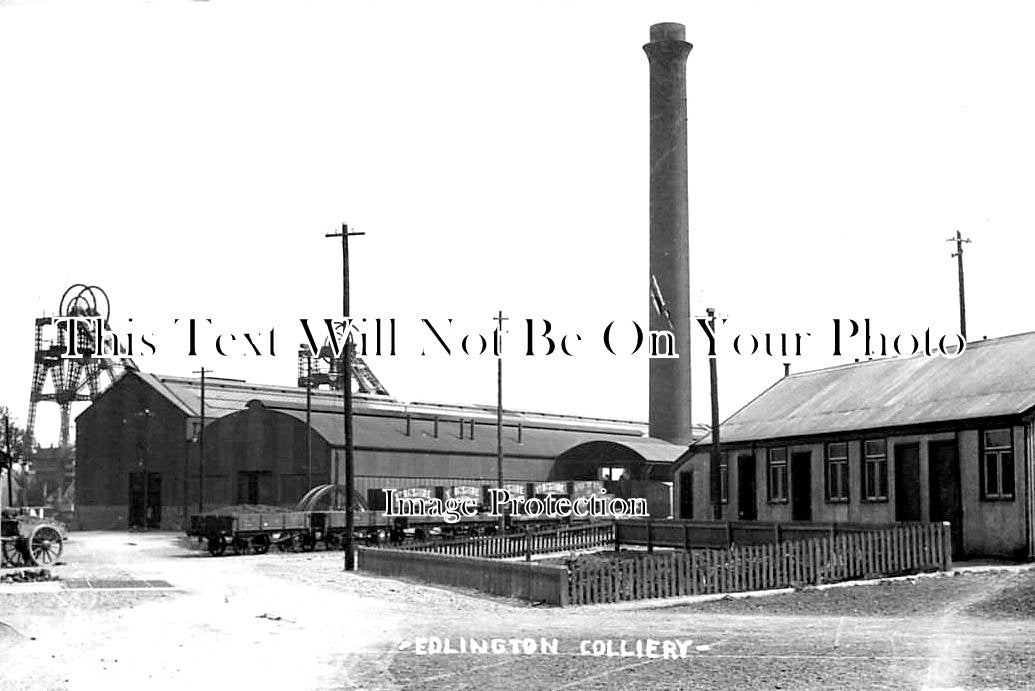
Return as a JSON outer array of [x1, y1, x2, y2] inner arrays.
[[2, 0, 1034, 447]]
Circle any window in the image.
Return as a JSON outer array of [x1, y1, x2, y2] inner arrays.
[[982, 429, 1015, 500], [367, 488, 387, 511], [601, 466, 626, 481], [862, 439, 888, 502], [767, 448, 788, 503], [825, 442, 850, 502], [719, 459, 728, 504]]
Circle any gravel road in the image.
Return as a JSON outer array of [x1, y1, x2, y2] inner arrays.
[[0, 532, 1031, 690]]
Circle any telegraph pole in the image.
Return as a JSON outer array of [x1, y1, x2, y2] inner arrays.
[[494, 310, 507, 533], [138, 406, 152, 529], [192, 367, 210, 513], [707, 308, 722, 520], [326, 223, 364, 571], [305, 348, 313, 492], [947, 231, 971, 340]]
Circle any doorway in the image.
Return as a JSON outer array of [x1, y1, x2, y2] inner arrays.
[[737, 455, 757, 520], [928, 440, 963, 557], [128, 472, 161, 529], [236, 471, 273, 505], [894, 444, 921, 521], [678, 469, 694, 519], [791, 452, 812, 521]]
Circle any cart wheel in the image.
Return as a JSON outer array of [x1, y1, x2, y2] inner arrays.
[[324, 533, 340, 550], [26, 526, 63, 566], [2, 539, 26, 567], [252, 535, 271, 555], [231, 537, 248, 556], [300, 534, 316, 552], [276, 538, 293, 552], [207, 536, 227, 557]]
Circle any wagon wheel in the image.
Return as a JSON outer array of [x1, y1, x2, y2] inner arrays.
[[276, 537, 294, 552], [324, 532, 341, 550], [251, 535, 271, 555], [299, 534, 317, 552], [207, 535, 227, 557], [2, 539, 26, 567], [231, 537, 248, 556], [26, 526, 63, 566]]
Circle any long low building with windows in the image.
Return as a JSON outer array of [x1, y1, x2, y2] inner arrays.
[[674, 331, 1035, 560], [75, 371, 693, 529]]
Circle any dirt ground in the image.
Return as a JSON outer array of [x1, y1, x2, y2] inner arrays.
[[0, 532, 1032, 690]]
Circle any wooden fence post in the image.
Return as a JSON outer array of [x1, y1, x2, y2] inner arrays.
[[524, 526, 532, 562], [773, 522, 781, 545], [614, 521, 621, 552], [940, 521, 952, 572], [725, 521, 733, 548]]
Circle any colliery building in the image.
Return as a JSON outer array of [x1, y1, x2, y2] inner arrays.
[[75, 371, 691, 530], [675, 332, 1035, 560]]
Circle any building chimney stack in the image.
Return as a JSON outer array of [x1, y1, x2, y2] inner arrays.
[[644, 23, 693, 444]]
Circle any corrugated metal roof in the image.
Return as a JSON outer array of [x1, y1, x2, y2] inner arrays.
[[121, 371, 652, 437], [701, 331, 1035, 445], [272, 405, 652, 458], [557, 437, 689, 464]]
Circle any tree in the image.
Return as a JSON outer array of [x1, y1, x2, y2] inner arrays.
[[0, 407, 29, 462], [0, 407, 31, 509]]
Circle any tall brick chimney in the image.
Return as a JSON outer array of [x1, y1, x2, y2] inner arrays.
[[644, 23, 692, 445]]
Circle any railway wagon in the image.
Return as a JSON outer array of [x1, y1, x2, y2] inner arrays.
[[187, 478, 662, 557], [188, 507, 391, 556], [189, 510, 308, 556]]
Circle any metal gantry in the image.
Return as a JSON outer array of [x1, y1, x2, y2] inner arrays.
[[27, 285, 137, 450]]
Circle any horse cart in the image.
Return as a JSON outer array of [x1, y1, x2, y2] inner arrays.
[[1, 511, 64, 567]]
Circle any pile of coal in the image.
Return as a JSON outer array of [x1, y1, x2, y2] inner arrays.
[[0, 568, 58, 584]]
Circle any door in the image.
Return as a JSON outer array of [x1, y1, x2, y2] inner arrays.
[[737, 455, 757, 520], [791, 452, 812, 521], [678, 469, 694, 519], [128, 472, 161, 529], [895, 444, 921, 521], [929, 440, 963, 557], [237, 472, 262, 505]]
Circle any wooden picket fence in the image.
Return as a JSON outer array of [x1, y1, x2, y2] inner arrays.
[[567, 522, 952, 605], [397, 522, 614, 560]]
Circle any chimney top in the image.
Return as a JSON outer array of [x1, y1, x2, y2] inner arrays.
[[650, 23, 686, 42]]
